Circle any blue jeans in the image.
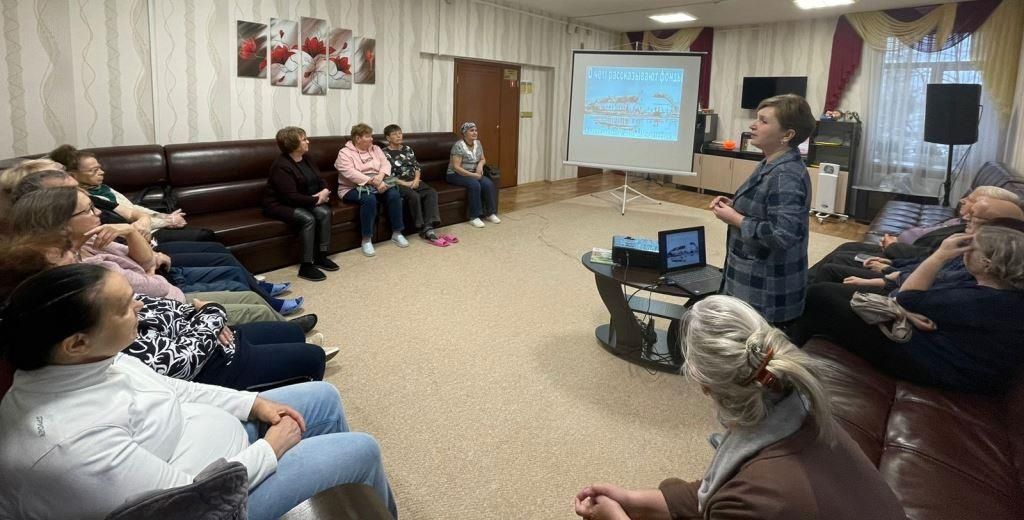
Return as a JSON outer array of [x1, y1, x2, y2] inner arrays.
[[171, 266, 251, 294], [446, 173, 498, 219], [342, 187, 404, 238], [244, 382, 398, 520], [157, 242, 276, 303]]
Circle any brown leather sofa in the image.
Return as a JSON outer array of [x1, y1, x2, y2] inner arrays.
[[808, 161, 1024, 520], [862, 161, 1024, 244], [807, 339, 1024, 520], [3, 132, 466, 273]]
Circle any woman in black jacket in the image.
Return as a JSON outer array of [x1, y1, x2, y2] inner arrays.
[[263, 126, 338, 281]]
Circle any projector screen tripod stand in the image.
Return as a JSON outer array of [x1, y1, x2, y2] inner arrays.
[[592, 171, 662, 215]]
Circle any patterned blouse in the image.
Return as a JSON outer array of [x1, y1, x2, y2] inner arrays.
[[382, 145, 421, 181], [125, 295, 233, 381], [447, 139, 484, 175]]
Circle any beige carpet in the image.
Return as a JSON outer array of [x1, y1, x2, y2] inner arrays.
[[264, 194, 847, 519]]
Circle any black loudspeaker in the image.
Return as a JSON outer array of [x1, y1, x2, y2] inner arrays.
[[924, 83, 981, 145]]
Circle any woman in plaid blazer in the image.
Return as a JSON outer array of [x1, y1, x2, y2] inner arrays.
[[709, 95, 817, 324]]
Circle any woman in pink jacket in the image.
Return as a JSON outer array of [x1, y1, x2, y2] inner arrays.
[[334, 123, 407, 257]]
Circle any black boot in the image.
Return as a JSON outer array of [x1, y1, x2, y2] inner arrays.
[[314, 253, 340, 272], [298, 262, 326, 281]]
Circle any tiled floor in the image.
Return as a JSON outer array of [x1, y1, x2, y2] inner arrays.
[[500, 173, 868, 241]]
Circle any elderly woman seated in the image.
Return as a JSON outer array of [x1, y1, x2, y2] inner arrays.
[[827, 196, 1024, 290], [792, 223, 1024, 394], [334, 123, 407, 257], [49, 144, 214, 243], [0, 234, 333, 385], [809, 185, 1021, 283], [8, 187, 314, 325], [0, 264, 396, 520], [573, 295, 905, 519], [0, 159, 66, 213]]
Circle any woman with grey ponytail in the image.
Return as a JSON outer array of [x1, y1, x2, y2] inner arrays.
[[573, 295, 904, 520]]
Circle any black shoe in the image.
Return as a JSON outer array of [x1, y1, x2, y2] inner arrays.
[[298, 262, 327, 281], [289, 313, 318, 334], [314, 254, 340, 272]]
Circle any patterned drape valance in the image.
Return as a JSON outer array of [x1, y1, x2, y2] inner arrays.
[[825, 0, 1021, 121]]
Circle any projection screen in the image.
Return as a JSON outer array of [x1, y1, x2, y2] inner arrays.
[[565, 50, 703, 176]]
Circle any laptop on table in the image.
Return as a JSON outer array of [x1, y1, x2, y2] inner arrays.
[[657, 226, 722, 296]]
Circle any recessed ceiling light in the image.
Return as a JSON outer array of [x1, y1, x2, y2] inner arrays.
[[648, 12, 697, 23], [794, 0, 855, 9]]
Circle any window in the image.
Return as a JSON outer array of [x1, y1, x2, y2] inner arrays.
[[863, 34, 992, 196]]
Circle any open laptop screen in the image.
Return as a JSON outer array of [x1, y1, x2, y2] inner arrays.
[[659, 226, 707, 273]]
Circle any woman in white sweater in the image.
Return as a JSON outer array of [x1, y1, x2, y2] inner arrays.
[[0, 264, 397, 519]]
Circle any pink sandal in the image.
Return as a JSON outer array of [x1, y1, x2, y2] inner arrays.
[[439, 234, 459, 244], [427, 237, 450, 247]]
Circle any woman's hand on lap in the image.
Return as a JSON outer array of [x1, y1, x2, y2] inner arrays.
[[250, 396, 307, 431], [264, 416, 303, 459]]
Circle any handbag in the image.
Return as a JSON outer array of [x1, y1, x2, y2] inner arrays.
[[132, 184, 178, 214], [483, 164, 500, 180], [849, 292, 936, 343]]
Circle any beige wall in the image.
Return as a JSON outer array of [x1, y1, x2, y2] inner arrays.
[[708, 17, 843, 145], [0, 0, 617, 183]]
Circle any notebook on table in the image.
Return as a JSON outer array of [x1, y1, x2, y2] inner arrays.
[[657, 226, 722, 296]]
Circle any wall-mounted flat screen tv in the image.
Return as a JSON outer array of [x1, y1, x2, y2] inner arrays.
[[741, 76, 808, 109]]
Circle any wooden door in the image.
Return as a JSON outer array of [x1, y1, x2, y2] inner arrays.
[[454, 59, 520, 188]]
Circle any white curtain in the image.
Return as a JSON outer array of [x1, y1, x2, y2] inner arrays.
[[860, 35, 1003, 200]]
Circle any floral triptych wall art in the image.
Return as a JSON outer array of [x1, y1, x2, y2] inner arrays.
[[236, 21, 268, 79], [268, 18, 299, 87], [237, 17, 372, 91], [300, 17, 328, 96], [353, 37, 375, 85], [328, 28, 353, 90]]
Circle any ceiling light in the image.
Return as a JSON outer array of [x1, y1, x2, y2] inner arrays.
[[648, 12, 697, 23], [794, 0, 855, 9]]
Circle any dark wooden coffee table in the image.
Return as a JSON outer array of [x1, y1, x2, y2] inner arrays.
[[581, 252, 719, 373]]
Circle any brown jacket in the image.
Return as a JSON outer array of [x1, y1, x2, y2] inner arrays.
[[659, 419, 905, 519]]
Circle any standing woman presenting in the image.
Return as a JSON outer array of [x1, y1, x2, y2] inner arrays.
[[709, 94, 816, 325]]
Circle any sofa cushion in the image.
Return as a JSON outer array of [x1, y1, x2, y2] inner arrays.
[[165, 140, 280, 188], [306, 136, 349, 172], [185, 207, 292, 246], [804, 340, 895, 464], [973, 161, 1024, 200], [881, 382, 1024, 520], [86, 145, 168, 196], [808, 338, 1024, 520]]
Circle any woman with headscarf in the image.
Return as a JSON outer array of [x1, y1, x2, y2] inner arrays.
[[447, 122, 499, 228]]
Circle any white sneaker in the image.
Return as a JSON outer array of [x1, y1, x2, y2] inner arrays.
[[485, 214, 501, 224], [307, 333, 339, 361], [254, 275, 267, 282], [469, 218, 485, 228], [361, 241, 376, 257], [392, 233, 409, 248]]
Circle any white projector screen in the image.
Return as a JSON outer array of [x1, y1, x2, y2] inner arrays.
[[565, 50, 703, 176]]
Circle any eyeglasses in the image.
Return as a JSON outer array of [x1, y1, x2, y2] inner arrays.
[[71, 203, 96, 218]]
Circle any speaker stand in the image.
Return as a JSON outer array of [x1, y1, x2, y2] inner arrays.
[[942, 144, 954, 207]]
